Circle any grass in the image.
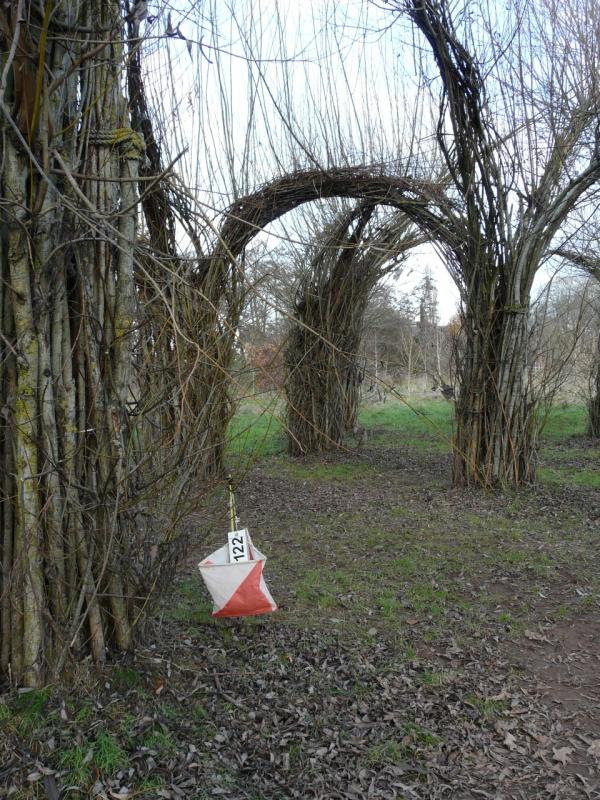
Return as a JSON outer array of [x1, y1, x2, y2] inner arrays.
[[59, 744, 93, 786], [538, 465, 600, 488], [59, 732, 128, 786], [2, 687, 54, 735], [358, 398, 453, 435], [170, 578, 215, 626], [362, 739, 407, 768], [142, 728, 177, 755], [263, 489, 591, 643], [227, 404, 286, 461], [110, 666, 143, 691], [226, 397, 592, 465], [94, 732, 129, 773], [465, 695, 507, 720], [363, 723, 440, 768], [266, 460, 375, 482], [538, 402, 587, 440]]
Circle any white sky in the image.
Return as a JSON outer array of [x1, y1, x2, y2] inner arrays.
[[144, 2, 592, 327], [398, 248, 460, 325]]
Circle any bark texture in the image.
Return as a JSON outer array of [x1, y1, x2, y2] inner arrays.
[[588, 333, 600, 438], [0, 1, 194, 685]]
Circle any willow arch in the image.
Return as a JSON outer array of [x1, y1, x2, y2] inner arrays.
[[201, 166, 446, 462], [283, 204, 423, 454]]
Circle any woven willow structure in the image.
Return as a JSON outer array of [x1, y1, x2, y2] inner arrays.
[[284, 205, 420, 454], [0, 1, 238, 685]]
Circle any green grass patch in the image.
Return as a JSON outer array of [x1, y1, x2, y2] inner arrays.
[[407, 584, 449, 617], [295, 569, 339, 609], [143, 727, 177, 755], [59, 731, 129, 785], [14, 687, 52, 718], [169, 578, 214, 626], [94, 732, 129, 774], [362, 739, 407, 768], [419, 670, 446, 687], [358, 399, 454, 450], [59, 744, 93, 786], [403, 721, 441, 746], [538, 403, 587, 440], [227, 407, 286, 460], [137, 775, 168, 795], [111, 666, 143, 691], [75, 703, 95, 724], [363, 724, 440, 768], [269, 460, 374, 482], [538, 465, 600, 488], [465, 694, 507, 720]]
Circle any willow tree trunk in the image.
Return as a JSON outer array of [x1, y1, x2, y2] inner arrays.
[[283, 206, 419, 455], [402, 0, 600, 490], [588, 332, 600, 437], [0, 1, 152, 686], [453, 295, 535, 487], [284, 207, 375, 454], [285, 325, 364, 454]]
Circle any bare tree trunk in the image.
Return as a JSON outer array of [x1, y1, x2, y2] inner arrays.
[[453, 303, 536, 486], [588, 332, 600, 437]]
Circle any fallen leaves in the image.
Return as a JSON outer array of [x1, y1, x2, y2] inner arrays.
[[586, 739, 600, 759], [552, 746, 574, 765], [503, 731, 517, 751]]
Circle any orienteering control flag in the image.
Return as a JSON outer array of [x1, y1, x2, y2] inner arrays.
[[198, 531, 277, 618]]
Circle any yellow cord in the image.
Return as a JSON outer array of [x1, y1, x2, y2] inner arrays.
[[228, 476, 236, 532]]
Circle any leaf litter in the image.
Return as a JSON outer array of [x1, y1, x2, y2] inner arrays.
[[1, 437, 600, 798]]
